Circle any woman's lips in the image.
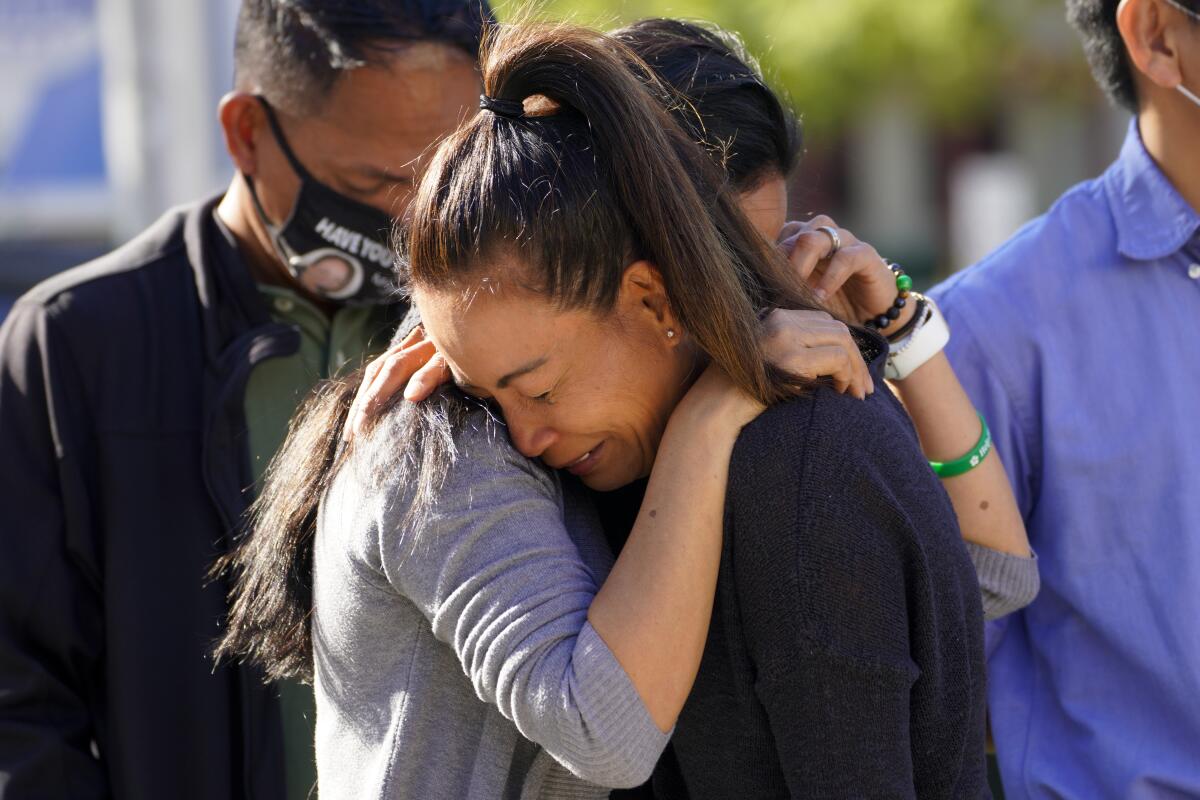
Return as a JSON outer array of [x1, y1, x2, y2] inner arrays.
[[566, 441, 605, 477]]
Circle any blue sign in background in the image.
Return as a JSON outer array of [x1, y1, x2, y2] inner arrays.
[[0, 0, 106, 192], [1, 0, 110, 301]]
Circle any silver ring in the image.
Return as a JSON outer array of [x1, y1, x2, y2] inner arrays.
[[816, 225, 841, 256]]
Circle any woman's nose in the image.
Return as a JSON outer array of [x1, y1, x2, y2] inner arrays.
[[506, 412, 559, 459]]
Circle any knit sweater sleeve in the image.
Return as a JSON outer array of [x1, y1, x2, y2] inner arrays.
[[727, 391, 988, 799], [965, 542, 1039, 620], [370, 409, 668, 789]]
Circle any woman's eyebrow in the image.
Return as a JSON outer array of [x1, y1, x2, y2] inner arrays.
[[496, 357, 548, 389]]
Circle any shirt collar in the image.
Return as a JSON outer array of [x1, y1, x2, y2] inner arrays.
[[1104, 119, 1200, 261]]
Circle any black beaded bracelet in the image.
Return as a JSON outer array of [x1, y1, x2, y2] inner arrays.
[[864, 262, 913, 331], [886, 295, 926, 342]]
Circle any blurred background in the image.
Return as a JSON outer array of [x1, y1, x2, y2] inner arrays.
[[0, 0, 1129, 321]]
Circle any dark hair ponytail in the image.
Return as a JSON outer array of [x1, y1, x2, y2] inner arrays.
[[213, 363, 477, 682], [406, 21, 819, 406], [211, 374, 361, 681]]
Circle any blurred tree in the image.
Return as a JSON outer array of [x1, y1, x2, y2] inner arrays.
[[500, 0, 1087, 139]]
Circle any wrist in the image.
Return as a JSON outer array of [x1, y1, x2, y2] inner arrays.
[[884, 294, 950, 381], [879, 297, 918, 337], [864, 262, 913, 332], [673, 368, 761, 439]]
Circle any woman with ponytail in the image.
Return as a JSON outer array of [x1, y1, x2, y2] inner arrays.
[[215, 20, 866, 795], [406, 20, 989, 797], [219, 20, 990, 799], [353, 18, 1036, 627]]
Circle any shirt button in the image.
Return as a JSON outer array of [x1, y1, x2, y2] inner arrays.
[[1189, 264, 1200, 280], [274, 297, 295, 313]]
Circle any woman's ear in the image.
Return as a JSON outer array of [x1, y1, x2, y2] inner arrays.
[[218, 91, 267, 176], [620, 260, 682, 345], [1118, 0, 1185, 91]]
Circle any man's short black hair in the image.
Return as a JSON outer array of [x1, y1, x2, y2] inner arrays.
[[1067, 0, 1137, 110], [235, 0, 493, 113]]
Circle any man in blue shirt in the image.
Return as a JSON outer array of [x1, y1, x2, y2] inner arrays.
[[930, 0, 1200, 796]]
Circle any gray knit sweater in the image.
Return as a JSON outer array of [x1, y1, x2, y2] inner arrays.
[[312, 405, 668, 800]]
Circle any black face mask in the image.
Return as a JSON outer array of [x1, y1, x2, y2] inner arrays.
[[244, 98, 401, 306]]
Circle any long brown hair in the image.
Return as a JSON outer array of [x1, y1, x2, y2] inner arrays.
[[405, 21, 821, 406], [212, 367, 480, 682]]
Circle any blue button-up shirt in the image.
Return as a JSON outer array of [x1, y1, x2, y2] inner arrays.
[[931, 121, 1200, 799]]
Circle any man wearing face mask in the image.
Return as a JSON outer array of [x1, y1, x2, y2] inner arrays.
[[0, 2, 488, 798], [929, 0, 1200, 796]]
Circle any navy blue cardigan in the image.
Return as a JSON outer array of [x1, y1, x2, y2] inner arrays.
[[657, 339, 990, 799]]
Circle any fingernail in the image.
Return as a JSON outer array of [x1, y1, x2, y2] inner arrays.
[[813, 288, 827, 301]]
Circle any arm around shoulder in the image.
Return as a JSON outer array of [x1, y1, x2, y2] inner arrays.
[[368, 407, 667, 788]]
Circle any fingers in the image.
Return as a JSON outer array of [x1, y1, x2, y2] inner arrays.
[[343, 332, 437, 441], [761, 309, 874, 399], [342, 340, 406, 443], [783, 232, 828, 283], [362, 327, 423, 400], [811, 242, 884, 304], [781, 215, 860, 286], [777, 220, 806, 244], [785, 346, 858, 395], [403, 352, 450, 402]]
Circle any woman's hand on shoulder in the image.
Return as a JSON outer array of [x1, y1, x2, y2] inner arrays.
[[342, 325, 450, 441], [676, 308, 873, 435], [761, 308, 874, 400], [778, 215, 917, 336]]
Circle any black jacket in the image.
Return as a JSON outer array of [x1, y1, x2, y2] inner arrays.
[[0, 197, 398, 798]]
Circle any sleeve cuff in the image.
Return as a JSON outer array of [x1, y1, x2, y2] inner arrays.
[[965, 542, 1040, 621], [559, 621, 673, 787]]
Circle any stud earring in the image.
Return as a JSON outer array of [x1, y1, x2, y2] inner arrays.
[[666, 329, 676, 339]]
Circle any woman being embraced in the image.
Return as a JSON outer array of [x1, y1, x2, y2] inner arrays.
[[220, 20, 993, 800], [406, 20, 991, 797]]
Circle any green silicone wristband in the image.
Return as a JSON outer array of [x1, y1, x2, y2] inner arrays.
[[929, 413, 992, 478]]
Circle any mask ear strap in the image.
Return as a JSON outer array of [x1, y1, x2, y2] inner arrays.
[[1178, 83, 1200, 109], [255, 96, 314, 181], [241, 170, 298, 270], [242, 170, 277, 229]]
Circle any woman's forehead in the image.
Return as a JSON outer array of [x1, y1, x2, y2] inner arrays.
[[414, 284, 579, 388]]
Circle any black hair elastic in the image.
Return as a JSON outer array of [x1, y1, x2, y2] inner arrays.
[[479, 94, 525, 119]]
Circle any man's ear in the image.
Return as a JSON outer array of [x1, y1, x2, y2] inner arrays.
[[1118, 0, 1185, 90], [218, 91, 266, 175], [620, 260, 681, 342]]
